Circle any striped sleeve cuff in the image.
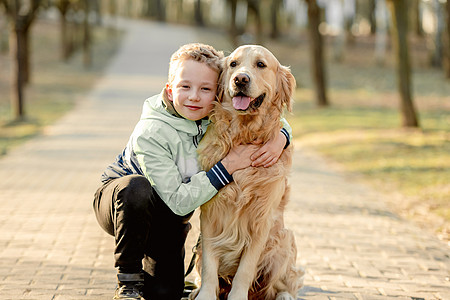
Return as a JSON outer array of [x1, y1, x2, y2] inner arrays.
[[281, 128, 291, 149], [206, 161, 233, 190]]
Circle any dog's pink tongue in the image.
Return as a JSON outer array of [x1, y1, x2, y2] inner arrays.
[[232, 96, 252, 110]]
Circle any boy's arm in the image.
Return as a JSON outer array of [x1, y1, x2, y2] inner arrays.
[[134, 131, 217, 216], [134, 128, 257, 217], [280, 117, 292, 148], [251, 117, 292, 167]]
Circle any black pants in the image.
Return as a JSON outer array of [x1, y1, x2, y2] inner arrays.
[[93, 175, 192, 300]]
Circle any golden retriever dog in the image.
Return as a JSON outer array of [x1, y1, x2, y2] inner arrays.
[[193, 45, 304, 300]]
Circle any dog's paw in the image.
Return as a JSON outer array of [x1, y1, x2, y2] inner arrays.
[[194, 289, 217, 300], [227, 290, 248, 300]]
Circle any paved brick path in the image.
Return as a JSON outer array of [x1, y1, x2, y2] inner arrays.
[[0, 19, 448, 300]]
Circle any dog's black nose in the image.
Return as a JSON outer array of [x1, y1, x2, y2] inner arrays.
[[234, 73, 250, 87]]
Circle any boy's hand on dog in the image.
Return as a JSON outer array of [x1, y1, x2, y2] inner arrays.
[[222, 131, 286, 173], [222, 144, 261, 174], [251, 132, 286, 168]]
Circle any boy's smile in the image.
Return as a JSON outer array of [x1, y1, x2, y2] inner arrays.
[[185, 104, 202, 110], [166, 59, 219, 121]]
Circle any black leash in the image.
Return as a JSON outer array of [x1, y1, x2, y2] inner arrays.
[[185, 234, 201, 277]]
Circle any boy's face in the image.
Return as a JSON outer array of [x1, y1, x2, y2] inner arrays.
[[166, 59, 218, 121]]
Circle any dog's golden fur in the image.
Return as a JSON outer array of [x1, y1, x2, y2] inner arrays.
[[194, 45, 303, 300]]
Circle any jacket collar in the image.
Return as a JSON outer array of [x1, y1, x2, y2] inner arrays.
[[161, 88, 184, 119]]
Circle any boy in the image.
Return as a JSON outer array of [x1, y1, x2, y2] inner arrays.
[[93, 43, 291, 300]]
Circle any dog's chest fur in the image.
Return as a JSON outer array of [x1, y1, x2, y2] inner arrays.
[[197, 111, 292, 273]]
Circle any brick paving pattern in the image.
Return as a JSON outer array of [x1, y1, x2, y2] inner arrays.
[[0, 19, 448, 300]]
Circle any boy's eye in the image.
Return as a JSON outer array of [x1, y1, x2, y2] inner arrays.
[[256, 61, 266, 68], [230, 61, 237, 68]]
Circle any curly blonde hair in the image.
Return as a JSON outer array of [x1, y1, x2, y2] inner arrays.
[[168, 43, 224, 84]]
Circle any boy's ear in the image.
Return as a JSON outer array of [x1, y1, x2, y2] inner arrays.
[[166, 83, 173, 101]]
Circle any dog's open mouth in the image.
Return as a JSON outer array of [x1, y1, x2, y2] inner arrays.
[[232, 92, 265, 111]]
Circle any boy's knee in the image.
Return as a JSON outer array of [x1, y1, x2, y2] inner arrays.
[[117, 175, 153, 211]]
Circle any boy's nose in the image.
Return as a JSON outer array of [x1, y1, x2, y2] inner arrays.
[[189, 89, 200, 101]]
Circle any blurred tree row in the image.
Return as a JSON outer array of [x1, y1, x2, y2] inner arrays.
[[1, 0, 95, 121], [1, 0, 41, 119], [1, 0, 449, 128]]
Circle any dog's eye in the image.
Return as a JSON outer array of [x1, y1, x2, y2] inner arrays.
[[257, 61, 266, 68], [230, 61, 237, 68]]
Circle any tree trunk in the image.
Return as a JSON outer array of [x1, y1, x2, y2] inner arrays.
[[176, 0, 183, 22], [445, 0, 450, 78], [107, 0, 117, 34], [411, 0, 423, 36], [22, 21, 30, 84], [57, 0, 71, 61], [82, 0, 91, 68], [2, 0, 42, 120], [0, 15, 8, 53], [429, 0, 444, 68], [194, 0, 204, 26], [387, 0, 419, 128], [10, 22, 26, 120], [228, 0, 238, 46], [247, 0, 262, 44], [144, 0, 165, 21], [326, 0, 345, 62], [344, 0, 356, 45], [18, 0, 41, 85], [155, 0, 165, 21], [306, 0, 328, 107], [375, 0, 388, 65], [369, 0, 376, 34], [270, 0, 282, 39], [125, 0, 132, 17], [60, 10, 69, 60]]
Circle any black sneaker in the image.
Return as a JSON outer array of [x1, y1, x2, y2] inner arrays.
[[113, 273, 144, 300]]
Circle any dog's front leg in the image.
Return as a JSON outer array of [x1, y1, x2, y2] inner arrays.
[[227, 230, 270, 300], [195, 235, 220, 299]]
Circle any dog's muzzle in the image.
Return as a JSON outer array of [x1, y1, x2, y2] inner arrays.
[[230, 73, 265, 111]]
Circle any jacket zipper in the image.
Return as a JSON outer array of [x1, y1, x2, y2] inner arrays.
[[193, 121, 203, 148]]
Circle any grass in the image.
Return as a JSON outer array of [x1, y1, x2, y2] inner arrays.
[[0, 17, 123, 155], [288, 99, 449, 224]]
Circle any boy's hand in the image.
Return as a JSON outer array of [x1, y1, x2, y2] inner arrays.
[[222, 144, 260, 174], [250, 132, 287, 168]]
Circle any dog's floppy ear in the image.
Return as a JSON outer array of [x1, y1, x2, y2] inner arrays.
[[276, 65, 296, 112], [216, 56, 229, 103]]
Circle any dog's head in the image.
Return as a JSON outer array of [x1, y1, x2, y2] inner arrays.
[[219, 45, 295, 115]]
